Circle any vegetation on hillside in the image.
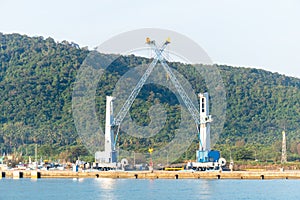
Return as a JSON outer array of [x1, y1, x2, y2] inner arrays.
[[0, 33, 299, 163]]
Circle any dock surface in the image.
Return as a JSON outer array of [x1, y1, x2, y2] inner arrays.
[[2, 170, 300, 179]]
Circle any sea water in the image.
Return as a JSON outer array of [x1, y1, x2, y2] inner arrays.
[[0, 178, 299, 200]]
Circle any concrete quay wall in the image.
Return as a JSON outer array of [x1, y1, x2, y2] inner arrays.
[[2, 170, 300, 179]]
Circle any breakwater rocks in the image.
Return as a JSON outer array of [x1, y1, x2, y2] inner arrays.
[[2, 170, 300, 179]]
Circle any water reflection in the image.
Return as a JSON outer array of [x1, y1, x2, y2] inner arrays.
[[94, 178, 117, 199], [72, 178, 85, 182], [197, 179, 213, 199], [30, 178, 38, 183], [95, 178, 116, 190]]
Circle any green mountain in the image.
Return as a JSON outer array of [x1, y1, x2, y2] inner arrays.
[[0, 33, 299, 162]]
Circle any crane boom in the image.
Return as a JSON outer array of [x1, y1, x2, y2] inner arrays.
[[152, 47, 201, 125], [99, 38, 225, 171], [113, 40, 169, 126], [112, 38, 202, 150], [113, 57, 159, 126]]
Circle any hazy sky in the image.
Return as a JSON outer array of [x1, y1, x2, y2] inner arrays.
[[1, 0, 299, 78]]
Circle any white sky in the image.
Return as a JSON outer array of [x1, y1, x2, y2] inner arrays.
[[1, 0, 299, 78]]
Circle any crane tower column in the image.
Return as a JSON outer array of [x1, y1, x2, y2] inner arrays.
[[95, 96, 117, 163], [187, 92, 225, 170], [199, 93, 211, 151], [197, 93, 212, 163], [105, 96, 116, 155]]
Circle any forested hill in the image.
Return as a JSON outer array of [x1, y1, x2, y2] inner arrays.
[[0, 33, 299, 162]]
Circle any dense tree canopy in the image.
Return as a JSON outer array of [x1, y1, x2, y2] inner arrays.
[[0, 33, 299, 162]]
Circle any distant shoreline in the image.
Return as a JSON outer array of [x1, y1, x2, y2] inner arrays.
[[2, 170, 300, 180]]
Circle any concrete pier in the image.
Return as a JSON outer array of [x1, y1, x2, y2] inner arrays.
[[1, 170, 300, 179]]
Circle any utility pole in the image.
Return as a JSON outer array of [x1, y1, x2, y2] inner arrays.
[[281, 130, 287, 163]]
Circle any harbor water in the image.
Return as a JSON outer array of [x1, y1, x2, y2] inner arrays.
[[0, 178, 299, 200]]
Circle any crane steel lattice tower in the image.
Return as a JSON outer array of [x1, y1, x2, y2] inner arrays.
[[281, 130, 287, 163]]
